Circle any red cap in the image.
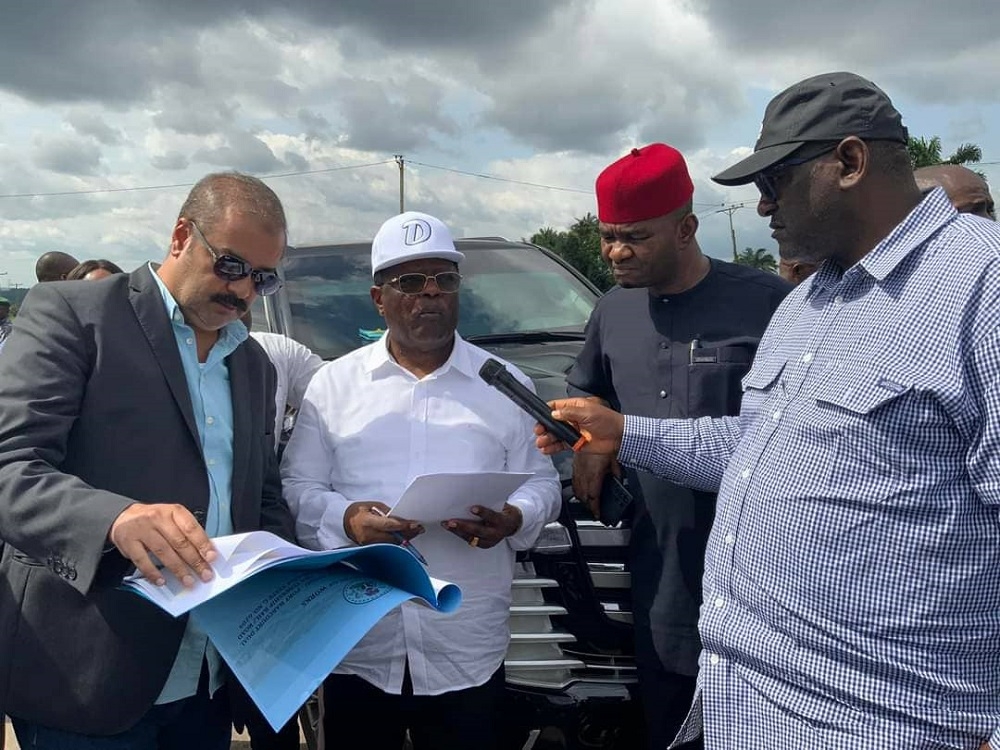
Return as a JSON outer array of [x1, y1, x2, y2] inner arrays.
[[596, 143, 694, 224]]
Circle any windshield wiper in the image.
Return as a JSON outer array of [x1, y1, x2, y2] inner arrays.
[[464, 331, 587, 344]]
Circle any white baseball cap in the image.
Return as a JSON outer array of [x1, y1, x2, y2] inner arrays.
[[371, 211, 466, 278]]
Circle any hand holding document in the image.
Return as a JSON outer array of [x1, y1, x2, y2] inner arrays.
[[388, 471, 533, 523], [122, 531, 461, 730]]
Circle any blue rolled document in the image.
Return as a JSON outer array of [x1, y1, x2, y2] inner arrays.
[[123, 531, 461, 730]]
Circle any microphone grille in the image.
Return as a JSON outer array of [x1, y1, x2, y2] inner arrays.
[[478, 358, 506, 384]]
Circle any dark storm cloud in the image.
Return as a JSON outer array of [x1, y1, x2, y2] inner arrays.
[[693, 0, 1000, 102], [192, 130, 284, 173], [66, 112, 124, 146], [32, 135, 103, 176], [335, 75, 459, 152], [298, 108, 332, 140], [696, 0, 999, 56], [0, 1, 573, 106]]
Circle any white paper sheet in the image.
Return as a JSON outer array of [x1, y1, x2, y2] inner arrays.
[[389, 471, 533, 523]]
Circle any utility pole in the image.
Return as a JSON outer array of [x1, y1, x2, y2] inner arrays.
[[394, 154, 405, 213], [718, 204, 744, 261]]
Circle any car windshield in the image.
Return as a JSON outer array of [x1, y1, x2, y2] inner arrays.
[[277, 243, 598, 360]]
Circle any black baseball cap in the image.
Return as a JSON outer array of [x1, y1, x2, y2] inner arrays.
[[712, 71, 909, 186]]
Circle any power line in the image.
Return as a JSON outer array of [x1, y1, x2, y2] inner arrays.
[[0, 160, 394, 200], [407, 160, 593, 194]]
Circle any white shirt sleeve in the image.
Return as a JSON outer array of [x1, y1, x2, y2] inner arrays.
[[280, 375, 355, 550], [282, 339, 325, 410]]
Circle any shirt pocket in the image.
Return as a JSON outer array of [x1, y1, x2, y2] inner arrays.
[[808, 365, 914, 495], [687, 344, 757, 418], [740, 357, 786, 426]]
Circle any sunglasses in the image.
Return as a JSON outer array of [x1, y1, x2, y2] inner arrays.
[[385, 271, 462, 295], [189, 221, 283, 296], [754, 142, 840, 203]]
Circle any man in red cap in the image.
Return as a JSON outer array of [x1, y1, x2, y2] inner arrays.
[[567, 143, 789, 749]]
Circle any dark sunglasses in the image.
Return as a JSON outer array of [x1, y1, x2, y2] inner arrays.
[[754, 142, 840, 203], [189, 221, 283, 296], [385, 271, 462, 295]]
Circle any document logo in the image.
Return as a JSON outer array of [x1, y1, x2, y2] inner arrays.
[[343, 578, 390, 605]]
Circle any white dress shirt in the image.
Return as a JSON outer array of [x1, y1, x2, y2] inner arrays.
[[250, 331, 324, 451], [280, 333, 561, 695]]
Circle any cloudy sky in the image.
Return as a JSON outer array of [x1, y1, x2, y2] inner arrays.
[[0, 0, 998, 286]]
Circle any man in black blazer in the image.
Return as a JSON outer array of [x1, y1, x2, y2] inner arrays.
[[0, 172, 295, 750]]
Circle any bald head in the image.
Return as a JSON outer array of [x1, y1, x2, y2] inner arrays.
[[914, 165, 995, 220], [35, 251, 80, 282]]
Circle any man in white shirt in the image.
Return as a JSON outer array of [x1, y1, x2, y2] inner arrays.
[[280, 211, 562, 750], [248, 328, 325, 452], [238, 318, 324, 750]]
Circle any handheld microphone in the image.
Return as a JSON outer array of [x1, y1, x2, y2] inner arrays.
[[478, 358, 633, 526], [478, 358, 584, 448]]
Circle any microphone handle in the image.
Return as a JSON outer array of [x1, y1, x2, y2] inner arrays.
[[490, 377, 582, 446]]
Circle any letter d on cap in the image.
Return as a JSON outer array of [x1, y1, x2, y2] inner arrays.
[[402, 218, 432, 246]]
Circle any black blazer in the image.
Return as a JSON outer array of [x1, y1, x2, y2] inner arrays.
[[0, 265, 294, 734]]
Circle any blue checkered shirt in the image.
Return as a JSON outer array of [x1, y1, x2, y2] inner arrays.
[[620, 188, 1000, 749]]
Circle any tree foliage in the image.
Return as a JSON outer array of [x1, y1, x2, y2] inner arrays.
[[733, 247, 777, 273], [908, 136, 983, 169], [529, 213, 614, 292]]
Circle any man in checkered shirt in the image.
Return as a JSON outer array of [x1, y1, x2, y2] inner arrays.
[[537, 72, 1000, 749]]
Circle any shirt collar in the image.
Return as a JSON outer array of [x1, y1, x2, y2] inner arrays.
[[805, 187, 957, 296], [859, 187, 956, 282], [148, 261, 248, 349], [363, 331, 476, 380]]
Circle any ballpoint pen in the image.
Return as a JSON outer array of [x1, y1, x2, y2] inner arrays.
[[370, 507, 429, 566]]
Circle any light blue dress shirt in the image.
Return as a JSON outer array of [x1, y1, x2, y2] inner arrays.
[[151, 266, 247, 704]]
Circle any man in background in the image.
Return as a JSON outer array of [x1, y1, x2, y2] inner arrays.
[[915, 163, 995, 219], [568, 143, 789, 749], [777, 253, 819, 285], [0, 298, 11, 352], [34, 251, 79, 282]]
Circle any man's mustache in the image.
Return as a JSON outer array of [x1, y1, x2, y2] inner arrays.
[[211, 294, 248, 313]]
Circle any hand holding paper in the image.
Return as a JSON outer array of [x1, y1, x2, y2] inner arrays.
[[388, 471, 533, 524]]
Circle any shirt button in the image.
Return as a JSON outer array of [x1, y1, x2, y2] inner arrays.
[[186, 337, 194, 345], [660, 342, 668, 349], [208, 458, 216, 466], [772, 410, 782, 421], [740, 468, 751, 479], [709, 654, 720, 666], [713, 597, 725, 608], [724, 533, 735, 545], [659, 390, 667, 399], [206, 416, 215, 425], [834, 295, 843, 305], [802, 352, 814, 363]]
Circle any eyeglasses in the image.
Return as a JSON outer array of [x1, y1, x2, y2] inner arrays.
[[188, 221, 283, 296], [385, 271, 462, 295], [754, 142, 839, 203]]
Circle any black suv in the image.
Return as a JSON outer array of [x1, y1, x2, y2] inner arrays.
[[253, 238, 642, 749]]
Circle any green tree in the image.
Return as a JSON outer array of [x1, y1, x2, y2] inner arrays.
[[529, 213, 614, 292], [907, 136, 983, 169], [734, 247, 777, 273]]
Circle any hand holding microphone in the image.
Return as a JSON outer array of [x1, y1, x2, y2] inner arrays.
[[478, 358, 632, 526]]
